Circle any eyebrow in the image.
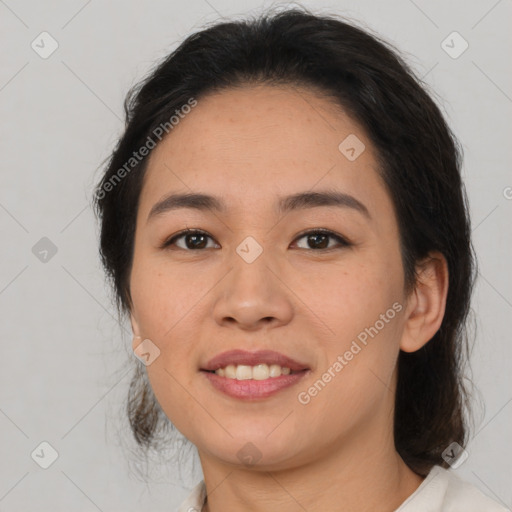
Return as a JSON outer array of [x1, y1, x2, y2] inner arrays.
[[147, 189, 371, 223]]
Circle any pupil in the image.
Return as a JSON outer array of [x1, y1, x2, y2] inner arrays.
[[188, 234, 206, 249], [309, 233, 327, 249]]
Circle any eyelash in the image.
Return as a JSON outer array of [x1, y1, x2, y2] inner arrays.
[[160, 228, 351, 252]]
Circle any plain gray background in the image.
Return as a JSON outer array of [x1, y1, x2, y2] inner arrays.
[[1, 0, 511, 510]]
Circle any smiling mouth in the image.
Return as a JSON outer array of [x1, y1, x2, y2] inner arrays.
[[201, 365, 310, 400], [202, 364, 307, 380]]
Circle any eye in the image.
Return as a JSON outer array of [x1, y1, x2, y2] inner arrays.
[[161, 228, 350, 251], [292, 229, 351, 251], [161, 229, 218, 250]]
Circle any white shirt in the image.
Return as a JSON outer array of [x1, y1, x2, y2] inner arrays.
[[178, 465, 509, 511]]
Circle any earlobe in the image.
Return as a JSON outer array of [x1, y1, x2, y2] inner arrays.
[[400, 252, 449, 353]]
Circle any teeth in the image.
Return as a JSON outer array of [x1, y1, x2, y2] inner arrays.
[[214, 364, 292, 380]]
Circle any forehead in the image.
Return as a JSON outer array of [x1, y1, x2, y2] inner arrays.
[[138, 84, 387, 218]]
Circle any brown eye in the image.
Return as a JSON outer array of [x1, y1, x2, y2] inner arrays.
[[162, 229, 217, 250], [293, 229, 350, 250]]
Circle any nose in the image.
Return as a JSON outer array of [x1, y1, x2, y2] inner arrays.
[[212, 249, 294, 331]]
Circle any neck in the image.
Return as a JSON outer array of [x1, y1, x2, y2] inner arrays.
[[198, 425, 425, 512]]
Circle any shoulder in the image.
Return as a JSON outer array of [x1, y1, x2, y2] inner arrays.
[[177, 469, 510, 512], [440, 466, 509, 512], [177, 480, 206, 512], [396, 465, 509, 512]]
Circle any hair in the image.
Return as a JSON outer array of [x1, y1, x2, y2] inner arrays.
[[92, 5, 476, 477]]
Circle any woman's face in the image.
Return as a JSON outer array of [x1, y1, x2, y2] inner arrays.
[[129, 84, 411, 470]]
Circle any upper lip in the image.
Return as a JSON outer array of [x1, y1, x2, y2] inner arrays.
[[201, 349, 309, 372]]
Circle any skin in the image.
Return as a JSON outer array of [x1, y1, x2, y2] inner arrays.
[[129, 84, 449, 512]]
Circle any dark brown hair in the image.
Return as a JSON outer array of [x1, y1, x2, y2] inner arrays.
[[92, 6, 476, 477]]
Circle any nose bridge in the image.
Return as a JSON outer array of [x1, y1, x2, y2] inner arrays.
[[213, 233, 293, 328]]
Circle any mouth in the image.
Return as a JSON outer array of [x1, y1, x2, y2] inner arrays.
[[201, 364, 306, 380], [200, 348, 309, 375], [200, 349, 310, 400]]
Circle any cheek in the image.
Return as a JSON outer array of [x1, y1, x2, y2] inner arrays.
[[129, 257, 202, 431], [292, 253, 403, 343], [130, 251, 202, 340], [129, 248, 225, 375], [295, 263, 403, 429], [298, 252, 405, 401]]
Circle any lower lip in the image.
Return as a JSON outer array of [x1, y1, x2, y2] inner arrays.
[[201, 370, 309, 400]]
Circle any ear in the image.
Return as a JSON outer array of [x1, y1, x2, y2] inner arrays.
[[129, 311, 142, 352], [400, 251, 449, 353]]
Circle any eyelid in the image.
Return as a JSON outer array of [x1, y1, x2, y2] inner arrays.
[[160, 228, 352, 250]]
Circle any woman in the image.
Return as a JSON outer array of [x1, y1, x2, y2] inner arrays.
[[93, 7, 508, 512]]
